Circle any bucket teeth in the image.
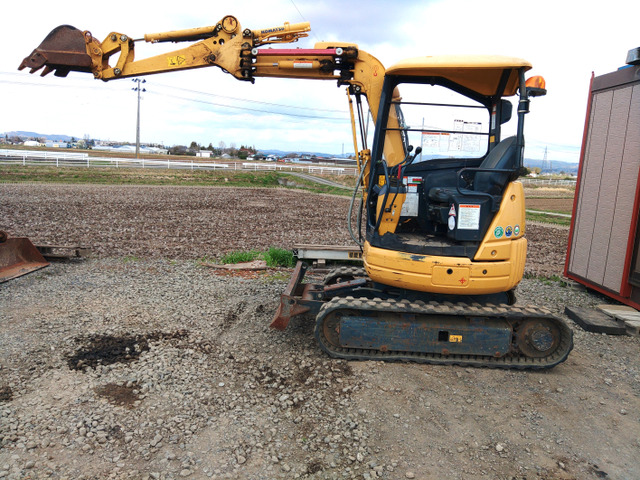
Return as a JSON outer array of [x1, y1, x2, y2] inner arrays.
[[19, 25, 92, 77]]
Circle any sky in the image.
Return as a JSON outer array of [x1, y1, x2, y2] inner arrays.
[[1, 0, 639, 162]]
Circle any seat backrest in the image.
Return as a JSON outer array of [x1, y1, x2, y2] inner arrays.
[[474, 136, 519, 194]]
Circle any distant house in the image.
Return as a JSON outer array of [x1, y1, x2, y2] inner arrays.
[[24, 140, 44, 147], [45, 141, 68, 148], [196, 151, 212, 158]]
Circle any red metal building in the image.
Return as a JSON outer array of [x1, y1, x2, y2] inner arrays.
[[565, 48, 640, 308]]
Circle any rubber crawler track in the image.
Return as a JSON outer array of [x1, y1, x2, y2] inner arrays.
[[314, 296, 574, 370], [323, 266, 367, 285]]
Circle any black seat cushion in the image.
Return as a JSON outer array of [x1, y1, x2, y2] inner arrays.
[[474, 136, 518, 194], [427, 136, 519, 203]]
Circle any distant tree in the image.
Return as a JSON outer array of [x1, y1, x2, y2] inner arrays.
[[219, 141, 226, 152], [169, 145, 189, 155], [189, 141, 200, 151]]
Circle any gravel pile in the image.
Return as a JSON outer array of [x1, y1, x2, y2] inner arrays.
[[1, 258, 639, 480]]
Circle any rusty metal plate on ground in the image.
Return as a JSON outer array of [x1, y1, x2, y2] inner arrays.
[[0, 238, 50, 283]]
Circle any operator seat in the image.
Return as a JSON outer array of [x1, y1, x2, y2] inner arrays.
[[428, 135, 519, 202], [425, 136, 520, 244]]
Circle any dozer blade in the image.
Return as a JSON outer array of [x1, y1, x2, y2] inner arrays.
[[0, 232, 49, 283], [18, 25, 92, 77]]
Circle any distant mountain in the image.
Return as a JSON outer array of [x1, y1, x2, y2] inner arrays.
[[2, 131, 75, 142], [524, 158, 579, 174], [258, 148, 350, 158]]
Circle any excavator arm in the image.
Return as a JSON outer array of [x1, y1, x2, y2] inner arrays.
[[19, 16, 312, 80], [18, 16, 385, 113], [19, 15, 396, 189]]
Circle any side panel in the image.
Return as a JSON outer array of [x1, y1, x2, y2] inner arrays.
[[567, 80, 640, 295], [605, 84, 640, 291], [568, 89, 612, 280]]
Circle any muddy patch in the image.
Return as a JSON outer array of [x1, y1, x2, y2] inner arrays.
[[0, 385, 13, 402], [95, 382, 140, 408], [66, 330, 189, 370]]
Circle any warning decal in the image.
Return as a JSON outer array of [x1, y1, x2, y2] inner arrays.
[[457, 204, 480, 230], [167, 55, 186, 67]]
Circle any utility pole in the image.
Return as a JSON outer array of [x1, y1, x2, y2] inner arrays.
[[132, 78, 146, 159]]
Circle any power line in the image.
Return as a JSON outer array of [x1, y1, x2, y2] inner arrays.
[[289, 0, 321, 42], [152, 81, 344, 113], [0, 74, 349, 116], [147, 91, 349, 121]]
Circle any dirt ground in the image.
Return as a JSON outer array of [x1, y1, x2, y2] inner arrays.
[[0, 184, 567, 278], [525, 198, 574, 214], [1, 183, 639, 480]]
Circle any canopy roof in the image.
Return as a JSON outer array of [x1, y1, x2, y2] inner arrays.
[[386, 55, 532, 97]]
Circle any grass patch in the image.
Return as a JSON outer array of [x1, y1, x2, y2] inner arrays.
[[263, 247, 296, 268], [0, 165, 352, 196], [219, 250, 261, 264], [525, 211, 571, 226], [218, 247, 295, 268], [524, 273, 569, 287]]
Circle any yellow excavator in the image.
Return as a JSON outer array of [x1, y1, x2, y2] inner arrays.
[[19, 15, 573, 368]]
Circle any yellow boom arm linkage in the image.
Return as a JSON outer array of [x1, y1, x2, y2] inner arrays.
[[19, 15, 403, 206]]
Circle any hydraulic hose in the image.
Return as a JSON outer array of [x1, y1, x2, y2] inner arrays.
[[348, 160, 368, 247]]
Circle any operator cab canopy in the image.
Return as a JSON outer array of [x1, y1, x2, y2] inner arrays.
[[385, 55, 532, 97]]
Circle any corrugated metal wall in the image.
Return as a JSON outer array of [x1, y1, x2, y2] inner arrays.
[[568, 81, 640, 294]]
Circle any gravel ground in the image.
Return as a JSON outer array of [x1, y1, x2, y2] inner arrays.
[[1, 183, 639, 480]]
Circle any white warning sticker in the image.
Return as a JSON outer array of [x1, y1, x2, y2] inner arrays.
[[457, 204, 481, 230], [400, 176, 421, 216], [400, 194, 419, 217]]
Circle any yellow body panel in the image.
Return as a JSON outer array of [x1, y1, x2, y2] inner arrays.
[[474, 182, 526, 260], [365, 182, 527, 295], [376, 192, 406, 235]]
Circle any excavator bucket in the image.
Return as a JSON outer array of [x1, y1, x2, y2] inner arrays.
[[0, 232, 49, 283], [18, 25, 92, 77]]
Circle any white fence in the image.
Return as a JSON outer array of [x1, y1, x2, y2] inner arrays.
[[0, 149, 357, 176], [521, 178, 577, 186]]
